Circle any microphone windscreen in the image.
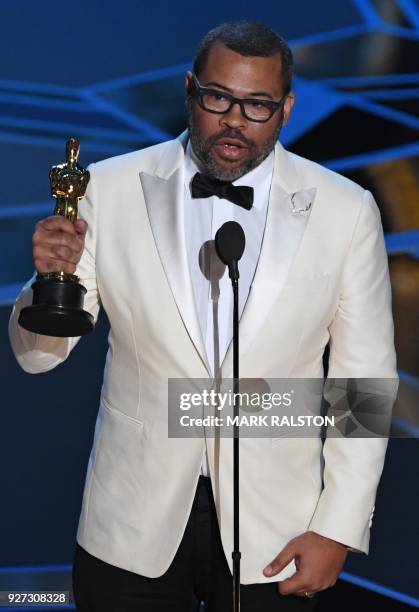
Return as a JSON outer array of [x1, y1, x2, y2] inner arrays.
[[215, 221, 245, 264]]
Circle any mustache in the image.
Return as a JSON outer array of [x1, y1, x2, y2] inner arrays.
[[207, 129, 253, 148]]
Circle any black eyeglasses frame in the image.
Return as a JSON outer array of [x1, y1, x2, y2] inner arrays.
[[190, 73, 288, 123]]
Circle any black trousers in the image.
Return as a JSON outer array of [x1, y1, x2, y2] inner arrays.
[[72, 476, 318, 611]]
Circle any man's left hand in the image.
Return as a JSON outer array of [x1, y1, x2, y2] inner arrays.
[[262, 531, 348, 597]]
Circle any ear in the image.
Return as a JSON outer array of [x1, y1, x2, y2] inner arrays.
[[185, 70, 194, 96], [281, 91, 295, 127]]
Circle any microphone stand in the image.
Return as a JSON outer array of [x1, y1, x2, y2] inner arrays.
[[214, 222, 245, 612], [231, 262, 241, 612]]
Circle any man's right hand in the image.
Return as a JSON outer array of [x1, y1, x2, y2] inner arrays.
[[32, 215, 87, 275]]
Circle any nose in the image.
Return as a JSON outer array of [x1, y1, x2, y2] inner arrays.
[[220, 101, 247, 130]]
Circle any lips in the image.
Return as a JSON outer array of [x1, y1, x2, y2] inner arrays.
[[213, 138, 248, 161], [217, 138, 248, 148]]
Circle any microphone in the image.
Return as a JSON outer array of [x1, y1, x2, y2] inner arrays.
[[214, 221, 245, 281]]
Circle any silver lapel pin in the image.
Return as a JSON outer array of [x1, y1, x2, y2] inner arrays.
[[289, 188, 316, 215]]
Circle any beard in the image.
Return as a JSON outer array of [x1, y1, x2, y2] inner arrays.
[[186, 97, 283, 182]]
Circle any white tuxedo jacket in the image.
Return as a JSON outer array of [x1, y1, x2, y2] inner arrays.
[[9, 132, 397, 584]]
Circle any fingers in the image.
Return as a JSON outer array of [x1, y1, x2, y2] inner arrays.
[[32, 216, 87, 275], [266, 545, 314, 596], [74, 218, 88, 236], [38, 215, 78, 234], [33, 242, 80, 269], [264, 532, 345, 598], [263, 540, 296, 577], [33, 258, 78, 275], [278, 572, 312, 596], [278, 567, 338, 597]]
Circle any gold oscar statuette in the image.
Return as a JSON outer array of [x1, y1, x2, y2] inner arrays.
[[18, 138, 95, 337]]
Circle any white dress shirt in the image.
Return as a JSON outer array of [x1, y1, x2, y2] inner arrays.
[[183, 140, 274, 476]]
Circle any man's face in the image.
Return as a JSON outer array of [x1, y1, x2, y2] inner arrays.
[[186, 42, 295, 181]]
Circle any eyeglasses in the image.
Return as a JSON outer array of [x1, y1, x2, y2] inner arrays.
[[191, 73, 287, 123]]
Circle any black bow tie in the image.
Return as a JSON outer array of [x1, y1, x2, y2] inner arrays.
[[191, 172, 254, 210]]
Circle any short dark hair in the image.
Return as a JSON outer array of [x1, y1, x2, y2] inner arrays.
[[193, 21, 294, 95]]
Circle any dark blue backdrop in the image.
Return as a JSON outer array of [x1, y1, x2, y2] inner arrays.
[[1, 0, 418, 609]]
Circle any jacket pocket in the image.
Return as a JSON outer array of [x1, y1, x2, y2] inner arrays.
[[101, 395, 144, 427]]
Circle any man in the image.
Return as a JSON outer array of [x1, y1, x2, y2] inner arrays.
[[9, 21, 396, 611]]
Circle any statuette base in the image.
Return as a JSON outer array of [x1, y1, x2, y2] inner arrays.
[[18, 276, 94, 337]]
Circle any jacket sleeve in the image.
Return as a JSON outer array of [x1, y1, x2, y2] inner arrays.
[[8, 163, 101, 373], [307, 189, 398, 553]]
